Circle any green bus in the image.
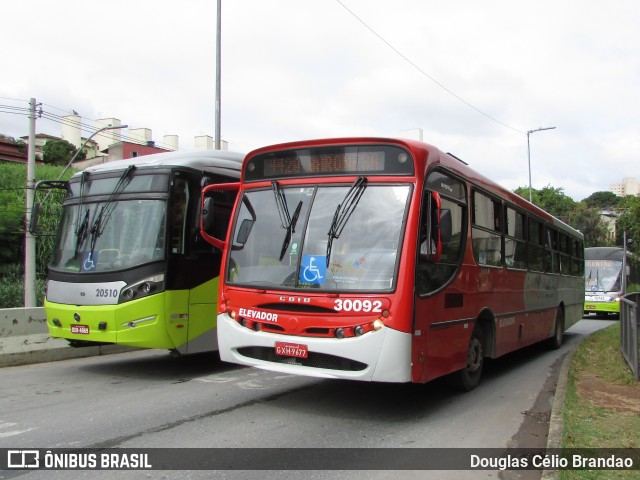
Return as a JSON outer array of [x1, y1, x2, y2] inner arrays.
[[43, 150, 241, 353], [584, 246, 639, 318]]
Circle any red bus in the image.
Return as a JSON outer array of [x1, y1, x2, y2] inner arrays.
[[201, 138, 584, 390]]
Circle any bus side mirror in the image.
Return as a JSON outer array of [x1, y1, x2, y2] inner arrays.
[[236, 219, 253, 246], [29, 180, 70, 236], [440, 209, 452, 244], [201, 197, 215, 233], [29, 203, 42, 235], [427, 193, 453, 263]]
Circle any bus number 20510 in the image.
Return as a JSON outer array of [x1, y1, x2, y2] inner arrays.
[[96, 288, 119, 298]]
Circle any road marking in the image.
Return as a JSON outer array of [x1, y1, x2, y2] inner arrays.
[[236, 380, 270, 390], [0, 420, 36, 438], [194, 375, 240, 383]]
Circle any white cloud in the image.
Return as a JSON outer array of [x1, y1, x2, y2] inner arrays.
[[1, 0, 639, 200]]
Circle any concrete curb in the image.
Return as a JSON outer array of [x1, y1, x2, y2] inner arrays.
[[0, 307, 137, 368], [541, 350, 573, 480], [0, 342, 139, 368]]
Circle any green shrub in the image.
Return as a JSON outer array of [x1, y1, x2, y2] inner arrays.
[[0, 264, 46, 307], [0, 163, 70, 307]]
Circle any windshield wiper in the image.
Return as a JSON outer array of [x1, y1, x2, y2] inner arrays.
[[326, 177, 367, 267], [73, 209, 90, 259], [88, 165, 135, 255], [280, 201, 303, 261], [272, 181, 303, 261]]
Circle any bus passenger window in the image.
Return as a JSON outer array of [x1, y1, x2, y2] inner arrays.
[[528, 218, 545, 272], [546, 228, 560, 273], [505, 207, 526, 269], [471, 191, 502, 267]]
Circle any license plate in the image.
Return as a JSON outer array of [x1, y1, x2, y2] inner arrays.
[[275, 342, 308, 359], [71, 324, 90, 335], [588, 296, 609, 302], [586, 305, 596, 310]]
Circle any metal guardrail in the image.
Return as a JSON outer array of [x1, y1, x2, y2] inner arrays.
[[620, 292, 640, 381]]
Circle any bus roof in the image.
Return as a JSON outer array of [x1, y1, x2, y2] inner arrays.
[[74, 149, 245, 179], [245, 136, 583, 239]]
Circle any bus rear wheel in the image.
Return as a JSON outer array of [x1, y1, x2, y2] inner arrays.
[[546, 307, 564, 350], [447, 328, 483, 392]]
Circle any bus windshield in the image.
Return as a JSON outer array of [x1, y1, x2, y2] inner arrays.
[[49, 199, 166, 273], [585, 260, 622, 292], [227, 184, 411, 291]]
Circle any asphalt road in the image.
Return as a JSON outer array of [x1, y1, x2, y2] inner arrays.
[[0, 318, 615, 480]]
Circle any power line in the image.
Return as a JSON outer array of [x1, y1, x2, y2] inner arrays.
[[336, 0, 524, 134], [3, 98, 188, 152]]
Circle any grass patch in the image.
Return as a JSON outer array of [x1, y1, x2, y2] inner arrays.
[[561, 323, 640, 479]]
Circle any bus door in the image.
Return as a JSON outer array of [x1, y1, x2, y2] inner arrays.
[[184, 179, 239, 353], [164, 176, 191, 351], [413, 172, 467, 383]]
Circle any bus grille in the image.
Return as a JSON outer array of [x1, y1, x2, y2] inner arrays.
[[237, 346, 367, 372]]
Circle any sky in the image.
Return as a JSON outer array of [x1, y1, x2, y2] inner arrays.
[[1, 0, 638, 201]]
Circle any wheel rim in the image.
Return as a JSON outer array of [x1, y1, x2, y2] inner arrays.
[[467, 337, 482, 373]]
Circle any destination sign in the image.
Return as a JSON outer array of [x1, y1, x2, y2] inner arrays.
[[244, 145, 414, 181]]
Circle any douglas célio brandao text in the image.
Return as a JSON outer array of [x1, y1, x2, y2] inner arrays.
[[470, 453, 635, 470]]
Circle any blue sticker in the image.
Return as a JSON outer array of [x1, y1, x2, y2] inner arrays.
[[300, 255, 327, 285], [82, 251, 97, 272]]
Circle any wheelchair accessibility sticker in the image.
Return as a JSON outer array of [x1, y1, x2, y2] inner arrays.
[[300, 255, 327, 285], [82, 251, 98, 272]]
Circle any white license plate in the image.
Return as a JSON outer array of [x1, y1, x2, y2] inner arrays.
[[71, 324, 90, 334], [587, 296, 609, 302]]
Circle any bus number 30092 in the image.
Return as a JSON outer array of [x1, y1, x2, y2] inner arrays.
[[333, 299, 382, 313], [96, 288, 119, 298]]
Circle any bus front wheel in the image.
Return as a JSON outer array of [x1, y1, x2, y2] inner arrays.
[[447, 328, 483, 392]]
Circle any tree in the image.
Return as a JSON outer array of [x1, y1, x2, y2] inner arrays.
[[514, 184, 575, 220], [583, 191, 620, 210], [565, 202, 611, 247], [514, 184, 613, 246], [42, 139, 85, 166], [616, 196, 640, 249]]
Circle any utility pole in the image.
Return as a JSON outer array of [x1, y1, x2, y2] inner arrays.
[[215, 0, 222, 150], [24, 98, 37, 307]]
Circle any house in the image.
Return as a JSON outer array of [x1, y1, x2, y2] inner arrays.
[[0, 136, 28, 163]]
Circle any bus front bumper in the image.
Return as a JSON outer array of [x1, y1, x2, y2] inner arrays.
[[584, 300, 620, 314], [217, 312, 412, 382]]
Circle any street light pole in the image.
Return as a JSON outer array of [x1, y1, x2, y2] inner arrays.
[[527, 126, 556, 203], [215, 0, 221, 150], [57, 123, 129, 182], [37, 123, 128, 209]]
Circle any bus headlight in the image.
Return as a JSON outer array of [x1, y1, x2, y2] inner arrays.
[[119, 274, 165, 304], [372, 319, 384, 331]]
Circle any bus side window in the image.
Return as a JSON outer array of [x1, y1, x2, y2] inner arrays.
[[417, 177, 466, 295], [505, 206, 526, 269], [471, 190, 502, 267], [170, 178, 189, 255]]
